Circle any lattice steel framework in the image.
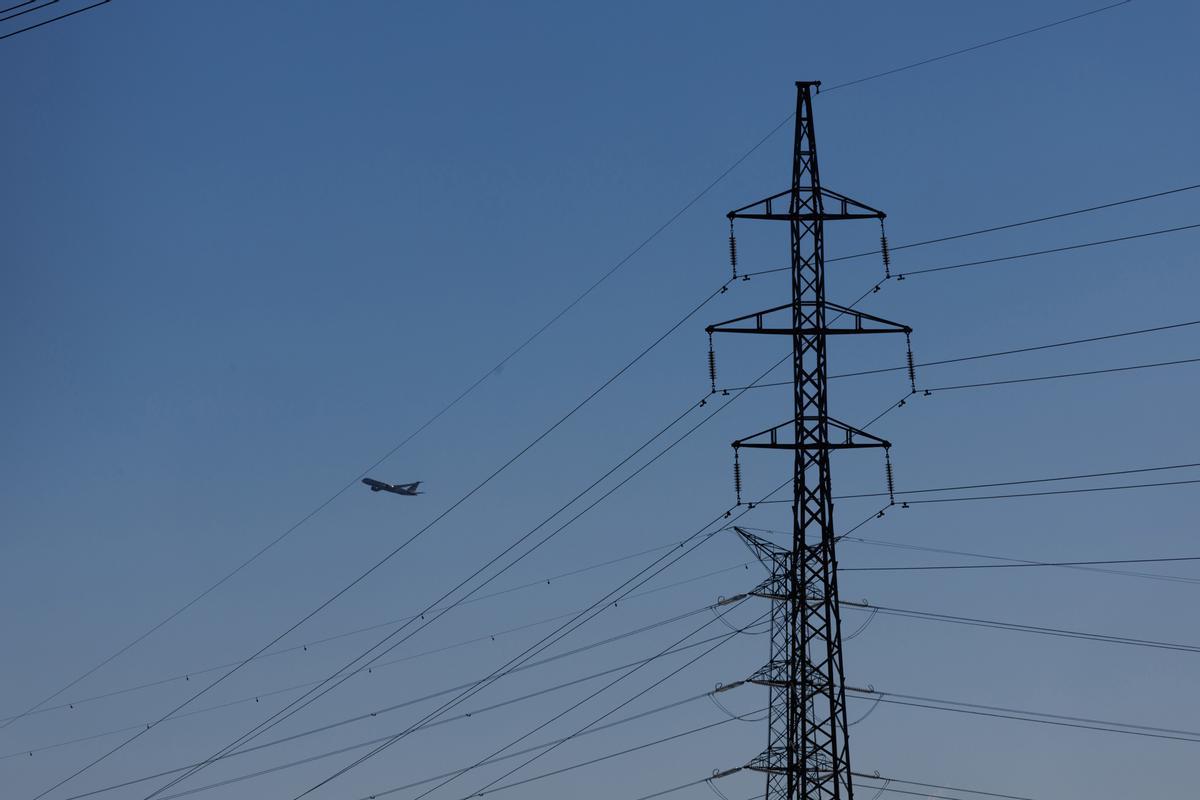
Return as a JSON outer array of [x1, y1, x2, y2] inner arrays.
[[708, 82, 909, 800]]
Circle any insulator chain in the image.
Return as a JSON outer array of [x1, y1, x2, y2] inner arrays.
[[879, 220, 891, 280], [733, 446, 743, 505], [728, 219, 738, 280], [905, 333, 917, 393], [884, 448, 896, 506], [707, 333, 718, 394]]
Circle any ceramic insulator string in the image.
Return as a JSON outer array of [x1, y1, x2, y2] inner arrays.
[[728, 220, 738, 280], [905, 334, 917, 393], [879, 220, 891, 279], [707, 334, 717, 394], [884, 449, 896, 506], [733, 448, 743, 505]]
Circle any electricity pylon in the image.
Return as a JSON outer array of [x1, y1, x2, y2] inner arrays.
[[708, 81, 910, 800]]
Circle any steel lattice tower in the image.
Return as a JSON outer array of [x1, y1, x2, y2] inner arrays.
[[707, 81, 910, 800]]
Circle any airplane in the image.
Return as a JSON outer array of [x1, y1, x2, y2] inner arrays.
[[362, 478, 423, 496]]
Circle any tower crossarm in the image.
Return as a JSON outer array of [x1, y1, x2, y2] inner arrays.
[[733, 417, 891, 452], [707, 301, 910, 336], [727, 186, 885, 222]]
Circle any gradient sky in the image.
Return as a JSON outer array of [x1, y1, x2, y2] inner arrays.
[[3, 2, 1199, 799]]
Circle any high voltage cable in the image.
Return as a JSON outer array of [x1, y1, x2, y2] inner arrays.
[[827, 183, 1200, 266], [829, 319, 1200, 380], [842, 554, 1200, 572], [404, 608, 769, 800], [924, 356, 1200, 392], [717, 321, 1200, 393], [6, 570, 754, 763], [0, 0, 107, 41], [355, 715, 746, 800], [848, 688, 1200, 744], [898, 222, 1200, 278], [840, 535, 1200, 586], [842, 601, 1200, 655], [742, 220, 1200, 280], [15, 0, 1137, 739], [760, 474, 1200, 507], [632, 774, 1031, 800], [901, 477, 1200, 504], [68, 631, 753, 800], [835, 460, 1200, 499], [0, 536, 709, 725], [745, 182, 1200, 278]]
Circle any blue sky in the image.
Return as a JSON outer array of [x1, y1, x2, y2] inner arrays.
[[2, 2, 1199, 799]]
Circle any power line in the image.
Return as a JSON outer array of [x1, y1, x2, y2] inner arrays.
[[413, 608, 767, 800], [836, 460, 1200, 499], [67, 631, 751, 800], [6, 567, 755, 763], [718, 323, 1200, 393], [900, 221, 1200, 279], [829, 182, 1200, 266], [742, 182, 1200, 278], [842, 554, 1200, 572], [900, 477, 1200, 504], [819, 0, 1130, 92], [926, 355, 1200, 392], [840, 534, 1200, 586], [842, 601, 1200, 656], [0, 535, 712, 725], [0, 0, 107, 41], [849, 688, 1200, 744], [830, 319, 1200, 380]]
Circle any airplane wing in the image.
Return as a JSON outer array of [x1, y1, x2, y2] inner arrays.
[[396, 482, 421, 493]]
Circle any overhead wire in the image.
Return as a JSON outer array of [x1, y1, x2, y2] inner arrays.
[[835, 460, 1200, 499], [840, 534, 1200, 586], [842, 554, 1200, 572], [0, 0, 107, 41], [825, 182, 1200, 266], [740, 222, 1200, 281], [6, 566, 756, 763], [924, 356, 1200, 392], [849, 688, 1200, 744], [841, 601, 1200, 656], [0, 535, 708, 725], [829, 319, 1200, 381], [74, 630, 755, 800]]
